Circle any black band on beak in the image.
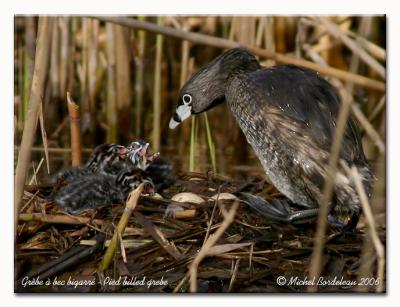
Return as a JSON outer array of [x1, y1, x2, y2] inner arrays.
[[173, 112, 182, 123]]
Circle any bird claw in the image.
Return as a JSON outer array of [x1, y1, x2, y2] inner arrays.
[[239, 193, 319, 224], [239, 193, 293, 223], [240, 192, 359, 231]]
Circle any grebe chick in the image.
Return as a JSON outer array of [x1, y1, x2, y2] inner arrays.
[[54, 166, 149, 214], [127, 140, 175, 192], [52, 143, 128, 185]]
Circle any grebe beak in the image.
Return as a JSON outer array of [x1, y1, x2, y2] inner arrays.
[[169, 104, 192, 129]]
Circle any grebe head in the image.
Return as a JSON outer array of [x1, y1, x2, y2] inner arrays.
[[169, 48, 260, 129], [127, 140, 159, 170]]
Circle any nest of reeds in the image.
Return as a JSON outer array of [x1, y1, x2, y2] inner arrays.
[[15, 171, 386, 293]]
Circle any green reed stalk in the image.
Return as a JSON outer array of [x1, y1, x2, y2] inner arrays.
[[189, 116, 197, 171], [203, 113, 217, 173]]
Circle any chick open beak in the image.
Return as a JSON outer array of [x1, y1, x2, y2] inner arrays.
[[139, 143, 160, 163], [169, 104, 192, 129], [139, 143, 149, 157], [117, 147, 128, 159]]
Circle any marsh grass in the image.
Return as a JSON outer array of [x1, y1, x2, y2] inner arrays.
[[14, 15, 386, 292]]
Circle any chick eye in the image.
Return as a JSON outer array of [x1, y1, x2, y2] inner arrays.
[[182, 94, 192, 105]]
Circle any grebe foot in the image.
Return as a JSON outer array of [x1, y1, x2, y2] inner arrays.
[[239, 193, 291, 223], [240, 193, 319, 224]]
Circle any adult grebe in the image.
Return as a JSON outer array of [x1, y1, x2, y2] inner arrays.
[[169, 48, 372, 229]]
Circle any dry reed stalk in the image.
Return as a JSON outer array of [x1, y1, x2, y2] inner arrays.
[[28, 158, 44, 185], [308, 16, 350, 46], [173, 209, 197, 219], [316, 16, 385, 79], [152, 17, 163, 153], [247, 243, 254, 279], [29, 162, 38, 185], [377, 110, 386, 140], [20, 17, 36, 127], [368, 95, 386, 122], [295, 17, 308, 58], [274, 17, 286, 53], [336, 18, 353, 69], [114, 25, 131, 110], [114, 24, 132, 136], [200, 16, 217, 34], [303, 43, 326, 65], [236, 17, 256, 46], [313, 31, 380, 61], [303, 43, 386, 155], [189, 201, 239, 292], [14, 17, 54, 239], [15, 146, 93, 154], [105, 23, 118, 143], [346, 17, 372, 93], [302, 17, 386, 62], [16, 46, 24, 131], [343, 18, 385, 153], [134, 210, 183, 260], [67, 18, 78, 95], [311, 39, 341, 55], [349, 166, 385, 292], [134, 16, 147, 137], [344, 17, 385, 154], [357, 153, 385, 292], [228, 258, 241, 292], [98, 183, 144, 272], [59, 17, 70, 96], [316, 16, 339, 63], [173, 273, 190, 293], [307, 90, 354, 292], [87, 19, 99, 115], [21, 50, 31, 123], [264, 18, 276, 65], [94, 16, 385, 91], [357, 236, 374, 292], [255, 17, 266, 47], [38, 103, 50, 173], [228, 16, 237, 41], [79, 228, 145, 240], [80, 19, 89, 116], [66, 92, 82, 166], [179, 24, 190, 87], [81, 239, 151, 248], [19, 190, 39, 213], [19, 213, 104, 226], [346, 29, 385, 61], [351, 104, 385, 153], [50, 19, 60, 99]]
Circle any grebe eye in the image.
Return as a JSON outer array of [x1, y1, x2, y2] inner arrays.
[[182, 94, 192, 105]]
